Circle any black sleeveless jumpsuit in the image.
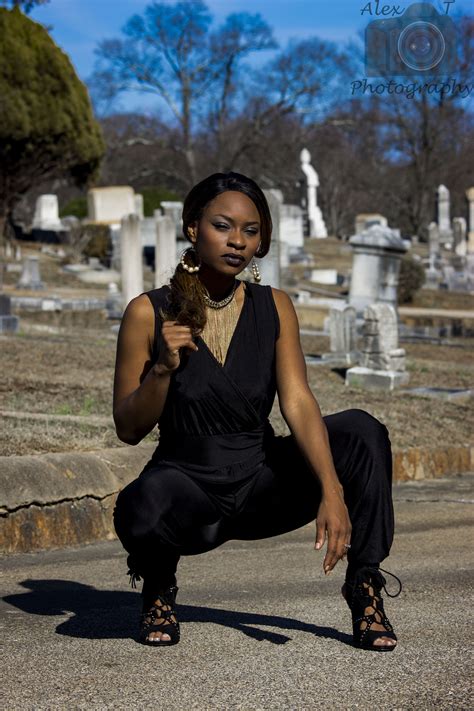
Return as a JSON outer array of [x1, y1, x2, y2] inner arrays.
[[113, 281, 395, 591]]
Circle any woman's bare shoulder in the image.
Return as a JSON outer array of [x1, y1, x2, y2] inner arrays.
[[123, 292, 155, 324], [270, 287, 296, 314]]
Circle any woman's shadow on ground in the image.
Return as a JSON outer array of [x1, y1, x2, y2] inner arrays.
[[3, 578, 352, 646]]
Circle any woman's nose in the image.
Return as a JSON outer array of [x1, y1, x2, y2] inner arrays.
[[228, 229, 245, 246]]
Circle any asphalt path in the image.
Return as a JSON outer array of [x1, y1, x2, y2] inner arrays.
[[1, 474, 473, 710]]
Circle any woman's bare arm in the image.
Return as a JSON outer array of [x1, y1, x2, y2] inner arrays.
[[112, 294, 173, 445], [272, 287, 351, 572], [113, 293, 199, 445]]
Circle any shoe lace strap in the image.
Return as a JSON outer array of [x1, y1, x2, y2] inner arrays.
[[127, 569, 142, 589], [378, 567, 403, 598], [352, 566, 403, 598]]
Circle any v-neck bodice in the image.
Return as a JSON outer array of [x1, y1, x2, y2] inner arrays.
[[145, 280, 280, 439]]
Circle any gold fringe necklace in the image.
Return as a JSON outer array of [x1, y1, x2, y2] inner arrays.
[[201, 280, 242, 366]]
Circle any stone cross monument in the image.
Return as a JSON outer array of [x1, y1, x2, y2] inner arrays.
[[300, 148, 327, 238]]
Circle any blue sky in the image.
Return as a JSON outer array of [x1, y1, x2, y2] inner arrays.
[[29, 0, 473, 113]]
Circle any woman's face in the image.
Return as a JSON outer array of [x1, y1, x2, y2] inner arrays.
[[189, 190, 261, 277]]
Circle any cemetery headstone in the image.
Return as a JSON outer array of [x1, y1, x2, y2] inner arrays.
[[452, 217, 467, 257], [134, 194, 144, 220], [345, 303, 409, 390], [140, 218, 157, 248], [280, 204, 304, 250], [348, 224, 408, 313], [160, 202, 184, 239], [261, 190, 282, 287], [0, 294, 19, 334], [32, 194, 62, 231], [437, 184, 453, 244], [16, 256, 44, 290], [465, 187, 474, 253], [310, 269, 338, 285], [88, 186, 137, 223], [155, 214, 177, 289], [120, 215, 144, 309], [321, 305, 359, 366]]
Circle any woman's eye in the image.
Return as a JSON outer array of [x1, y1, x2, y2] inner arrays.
[[214, 223, 229, 230], [246, 230, 258, 235]]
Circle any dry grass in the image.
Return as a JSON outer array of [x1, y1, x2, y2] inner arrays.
[[0, 324, 472, 457]]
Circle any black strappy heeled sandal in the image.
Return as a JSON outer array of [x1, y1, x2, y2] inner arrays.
[[342, 566, 402, 652], [128, 568, 180, 647], [138, 584, 180, 646]]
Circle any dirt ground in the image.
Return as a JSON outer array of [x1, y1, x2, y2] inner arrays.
[[1, 243, 472, 456], [1, 322, 472, 457]]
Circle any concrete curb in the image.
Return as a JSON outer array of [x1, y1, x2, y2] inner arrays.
[[1, 442, 473, 554]]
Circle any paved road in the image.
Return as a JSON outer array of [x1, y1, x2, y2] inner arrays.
[[2, 474, 473, 710]]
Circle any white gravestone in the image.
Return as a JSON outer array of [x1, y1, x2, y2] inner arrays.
[[134, 194, 144, 220], [346, 303, 409, 391], [310, 269, 338, 285], [321, 305, 359, 366], [465, 187, 474, 253], [280, 204, 304, 250], [426, 221, 442, 288], [140, 218, 157, 248], [160, 202, 184, 238], [348, 225, 408, 313], [452, 217, 467, 257], [259, 190, 282, 288], [88, 187, 137, 223], [155, 214, 177, 289], [428, 221, 440, 257], [120, 215, 144, 309], [32, 195, 62, 231], [16, 256, 44, 290], [437, 184, 453, 243], [300, 148, 327, 238]]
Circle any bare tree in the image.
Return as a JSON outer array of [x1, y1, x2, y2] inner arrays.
[[90, 0, 277, 186]]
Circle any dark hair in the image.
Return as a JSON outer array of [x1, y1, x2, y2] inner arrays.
[[158, 171, 272, 334]]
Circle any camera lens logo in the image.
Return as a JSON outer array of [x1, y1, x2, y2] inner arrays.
[[366, 2, 457, 77], [398, 21, 445, 71]]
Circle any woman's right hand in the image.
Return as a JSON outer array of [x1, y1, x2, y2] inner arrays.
[[156, 320, 199, 373]]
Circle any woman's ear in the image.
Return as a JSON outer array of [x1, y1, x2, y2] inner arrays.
[[187, 222, 198, 244]]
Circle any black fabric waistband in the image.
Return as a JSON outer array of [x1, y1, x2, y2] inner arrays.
[[155, 420, 274, 467]]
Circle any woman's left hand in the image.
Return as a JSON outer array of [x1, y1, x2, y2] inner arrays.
[[314, 489, 352, 574]]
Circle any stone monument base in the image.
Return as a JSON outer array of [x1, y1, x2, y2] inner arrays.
[[345, 366, 410, 391], [321, 351, 360, 367]]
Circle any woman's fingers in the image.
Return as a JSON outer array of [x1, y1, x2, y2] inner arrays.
[[314, 520, 351, 574], [314, 519, 326, 550], [162, 322, 199, 354], [323, 527, 352, 574]]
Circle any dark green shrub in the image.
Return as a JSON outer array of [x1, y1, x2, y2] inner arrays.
[[82, 224, 111, 261], [141, 186, 181, 217], [397, 254, 426, 304], [0, 7, 105, 231], [60, 197, 88, 219]]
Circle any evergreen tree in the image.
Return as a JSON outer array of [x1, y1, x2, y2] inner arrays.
[[0, 7, 105, 237]]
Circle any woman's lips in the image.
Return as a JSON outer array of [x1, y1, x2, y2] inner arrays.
[[222, 254, 245, 265]]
